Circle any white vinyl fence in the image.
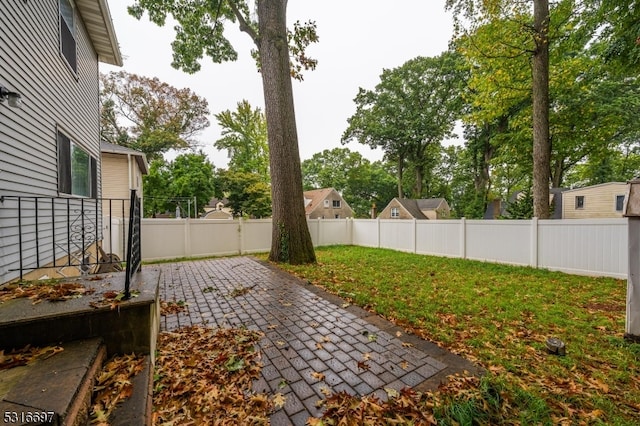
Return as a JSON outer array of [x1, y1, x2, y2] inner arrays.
[[106, 217, 629, 279]]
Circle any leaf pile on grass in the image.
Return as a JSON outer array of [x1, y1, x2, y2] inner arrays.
[[309, 387, 438, 425], [271, 246, 640, 424], [0, 281, 94, 304], [0, 345, 64, 371], [160, 300, 188, 316], [153, 325, 273, 424], [91, 353, 146, 425]]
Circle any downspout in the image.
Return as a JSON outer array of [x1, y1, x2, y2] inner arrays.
[[127, 153, 133, 190]]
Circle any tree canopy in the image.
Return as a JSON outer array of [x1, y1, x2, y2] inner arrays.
[[143, 152, 215, 218], [215, 169, 272, 218], [342, 51, 467, 199], [100, 70, 209, 161], [214, 100, 269, 179]]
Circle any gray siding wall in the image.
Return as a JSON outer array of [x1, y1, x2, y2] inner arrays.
[[1, 0, 102, 283]]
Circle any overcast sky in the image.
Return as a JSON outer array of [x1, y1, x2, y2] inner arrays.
[[102, 1, 457, 168]]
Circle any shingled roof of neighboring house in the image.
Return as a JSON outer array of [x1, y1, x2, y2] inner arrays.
[[395, 198, 428, 219], [416, 198, 447, 210]]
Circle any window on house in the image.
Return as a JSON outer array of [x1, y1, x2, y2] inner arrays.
[[57, 130, 97, 198], [575, 196, 585, 209], [616, 195, 625, 212], [59, 0, 77, 72], [391, 207, 399, 218], [333, 200, 341, 208], [335, 214, 340, 219], [323, 199, 330, 208]]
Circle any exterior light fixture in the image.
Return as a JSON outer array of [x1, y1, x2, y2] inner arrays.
[[0, 85, 23, 108]]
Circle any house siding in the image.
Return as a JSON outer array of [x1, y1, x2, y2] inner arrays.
[[101, 152, 148, 218], [305, 188, 354, 219], [102, 153, 131, 200], [1, 0, 102, 283], [562, 183, 627, 219]]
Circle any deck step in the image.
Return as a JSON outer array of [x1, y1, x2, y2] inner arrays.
[[0, 338, 106, 426]]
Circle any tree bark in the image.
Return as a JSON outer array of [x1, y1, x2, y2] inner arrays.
[[396, 155, 404, 198], [258, 0, 315, 264], [532, 0, 551, 218]]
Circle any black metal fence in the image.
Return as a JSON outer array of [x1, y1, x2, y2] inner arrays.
[[124, 190, 142, 299], [0, 193, 141, 287]]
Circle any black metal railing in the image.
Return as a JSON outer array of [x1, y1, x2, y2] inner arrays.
[[0, 195, 135, 283], [124, 189, 142, 299]]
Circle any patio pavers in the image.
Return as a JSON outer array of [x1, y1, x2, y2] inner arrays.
[[158, 257, 478, 425]]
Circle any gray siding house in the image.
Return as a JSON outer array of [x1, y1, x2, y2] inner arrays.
[[0, 0, 122, 283]]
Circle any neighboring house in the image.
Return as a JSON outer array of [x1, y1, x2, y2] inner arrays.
[[304, 188, 354, 219], [379, 198, 451, 220], [101, 141, 148, 217], [0, 0, 122, 283], [485, 189, 565, 219], [562, 182, 628, 219], [202, 197, 233, 219], [203, 198, 233, 220]]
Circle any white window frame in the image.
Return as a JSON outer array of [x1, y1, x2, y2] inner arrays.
[[391, 207, 400, 218]]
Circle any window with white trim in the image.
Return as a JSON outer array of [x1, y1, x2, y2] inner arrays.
[[332, 199, 341, 208], [391, 207, 399, 218], [323, 199, 330, 208], [57, 130, 97, 198], [59, 0, 77, 72]]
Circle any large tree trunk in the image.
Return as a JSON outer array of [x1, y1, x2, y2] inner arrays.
[[396, 155, 404, 198], [258, 0, 315, 264], [414, 165, 424, 198], [532, 0, 551, 219]]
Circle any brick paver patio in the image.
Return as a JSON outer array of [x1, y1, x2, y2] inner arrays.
[[158, 257, 478, 425]]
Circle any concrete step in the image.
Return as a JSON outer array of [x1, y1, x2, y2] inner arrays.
[[107, 355, 153, 426], [0, 268, 161, 357], [0, 338, 106, 426]]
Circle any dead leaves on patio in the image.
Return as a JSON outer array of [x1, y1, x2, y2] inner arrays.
[[160, 300, 188, 316], [152, 325, 275, 425], [0, 281, 94, 304]]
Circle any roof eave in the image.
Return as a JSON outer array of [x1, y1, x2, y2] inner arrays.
[[76, 0, 123, 67]]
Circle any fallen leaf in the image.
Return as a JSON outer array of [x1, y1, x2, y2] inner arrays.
[[311, 371, 326, 381], [273, 393, 286, 409], [357, 360, 370, 370]]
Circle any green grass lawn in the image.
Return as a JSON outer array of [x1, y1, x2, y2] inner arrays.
[[267, 245, 640, 425]]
